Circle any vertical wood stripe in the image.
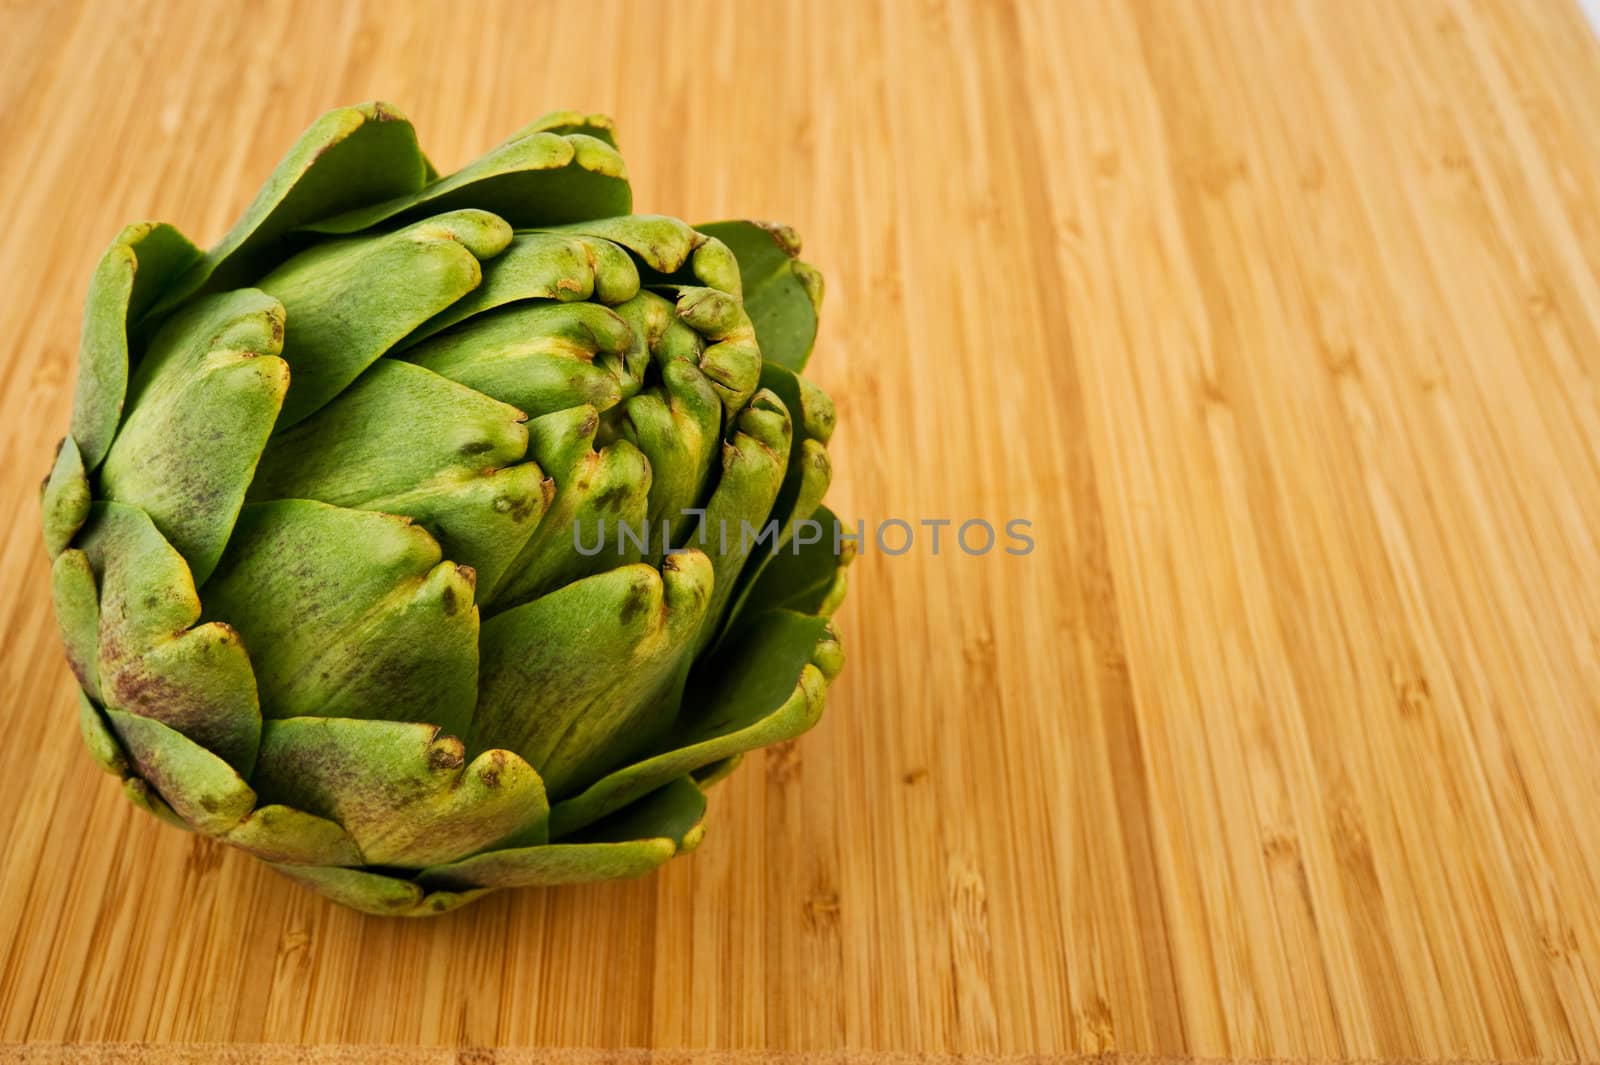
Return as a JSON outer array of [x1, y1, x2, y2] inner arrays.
[[1, 0, 1598, 1059]]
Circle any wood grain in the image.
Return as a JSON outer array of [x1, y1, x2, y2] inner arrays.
[[2, 0, 1600, 1059]]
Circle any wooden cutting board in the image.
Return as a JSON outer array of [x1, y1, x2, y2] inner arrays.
[[3, 0, 1599, 1060]]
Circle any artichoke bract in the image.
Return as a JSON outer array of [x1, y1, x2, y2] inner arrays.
[[41, 103, 849, 916]]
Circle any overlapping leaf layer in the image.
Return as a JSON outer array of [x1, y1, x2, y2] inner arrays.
[[44, 103, 847, 916]]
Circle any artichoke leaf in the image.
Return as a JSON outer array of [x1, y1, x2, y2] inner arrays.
[[360, 466, 552, 600], [544, 216, 742, 298], [302, 129, 630, 235], [201, 500, 479, 738], [662, 286, 761, 411], [105, 709, 256, 835], [77, 690, 128, 777], [606, 292, 722, 543], [150, 101, 427, 315], [72, 222, 203, 469], [42, 437, 91, 558], [486, 410, 652, 609], [123, 777, 190, 831], [692, 754, 744, 789], [543, 215, 702, 275], [683, 237, 743, 300], [722, 437, 827, 604], [257, 209, 512, 428], [474, 552, 714, 797], [622, 289, 707, 376], [740, 503, 853, 620], [579, 774, 708, 852], [268, 863, 486, 918], [402, 300, 637, 417], [401, 232, 641, 349], [760, 360, 837, 448], [685, 389, 793, 654], [810, 622, 846, 681], [251, 717, 549, 868], [618, 360, 722, 547], [549, 610, 831, 836], [77, 502, 262, 774], [103, 708, 359, 866], [419, 776, 706, 892], [51, 549, 100, 698], [249, 360, 547, 593], [225, 805, 366, 867], [249, 358, 531, 504], [419, 839, 674, 894], [100, 289, 289, 583], [696, 220, 822, 372], [717, 363, 836, 639], [504, 110, 619, 149]]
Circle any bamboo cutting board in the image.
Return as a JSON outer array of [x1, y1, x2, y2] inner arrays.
[[3, 0, 1600, 1060]]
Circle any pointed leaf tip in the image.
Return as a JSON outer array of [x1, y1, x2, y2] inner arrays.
[[696, 220, 822, 372], [42, 436, 91, 558], [150, 102, 428, 311], [72, 223, 203, 470]]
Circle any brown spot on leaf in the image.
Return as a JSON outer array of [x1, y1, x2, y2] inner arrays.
[[111, 667, 192, 718], [478, 750, 507, 789], [504, 492, 538, 524], [754, 220, 802, 257], [618, 579, 651, 626], [593, 483, 631, 512], [428, 738, 465, 772]]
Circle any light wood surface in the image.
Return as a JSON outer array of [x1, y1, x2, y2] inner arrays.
[[3, 0, 1600, 1060]]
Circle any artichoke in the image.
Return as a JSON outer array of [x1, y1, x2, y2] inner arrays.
[[41, 103, 848, 916]]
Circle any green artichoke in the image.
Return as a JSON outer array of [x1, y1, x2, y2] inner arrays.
[[41, 103, 848, 916]]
